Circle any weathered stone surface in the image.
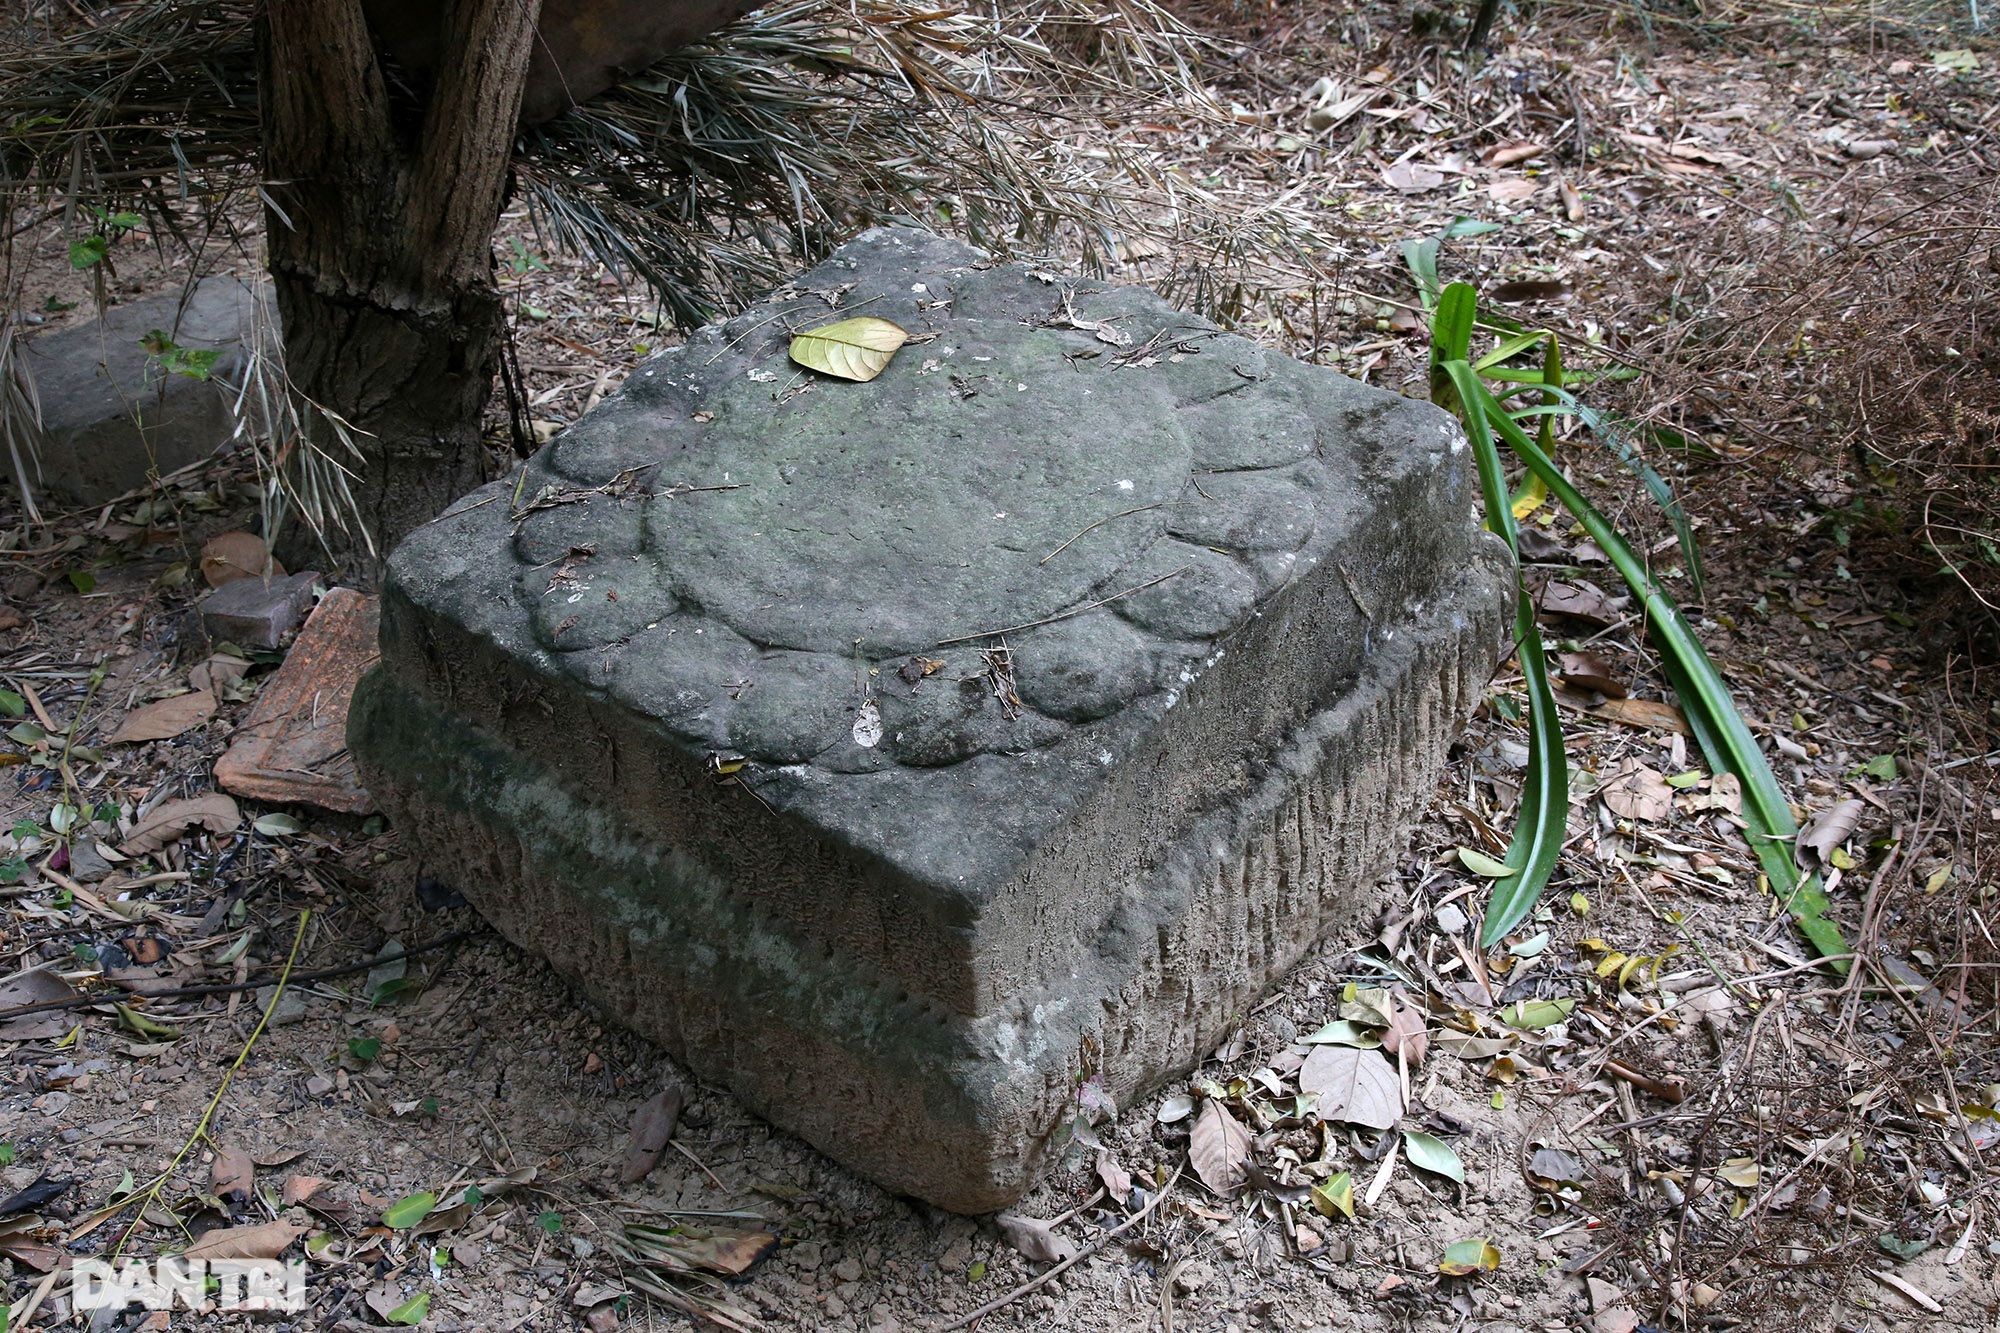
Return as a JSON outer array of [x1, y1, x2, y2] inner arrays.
[[215, 589, 378, 814], [22, 276, 265, 504], [199, 571, 320, 651], [350, 227, 1512, 1212]]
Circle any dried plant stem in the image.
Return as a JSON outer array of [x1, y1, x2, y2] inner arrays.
[[939, 1164, 1182, 1331]]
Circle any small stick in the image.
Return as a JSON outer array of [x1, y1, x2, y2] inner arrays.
[[0, 928, 475, 1020], [938, 1165, 1181, 1331], [1601, 1059, 1686, 1105], [935, 567, 1188, 646], [1040, 504, 1173, 565]]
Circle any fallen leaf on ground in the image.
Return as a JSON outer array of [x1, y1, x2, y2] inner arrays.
[[1188, 1097, 1254, 1196], [996, 1212, 1077, 1264], [621, 1085, 685, 1184], [788, 317, 909, 383], [1487, 176, 1538, 204], [1798, 799, 1865, 868], [183, 1221, 304, 1260], [1601, 759, 1673, 823], [0, 1175, 73, 1216], [1438, 1237, 1501, 1275], [0, 970, 80, 1041], [1381, 993, 1429, 1066], [1499, 997, 1575, 1030], [1095, 1151, 1132, 1204], [107, 690, 215, 744], [1558, 652, 1627, 698], [1591, 697, 1691, 735], [1483, 141, 1545, 166], [1403, 1131, 1466, 1184], [1299, 1045, 1401, 1130], [211, 1146, 253, 1205], [1538, 579, 1624, 624], [1383, 161, 1446, 193], [119, 794, 240, 855], [1559, 179, 1586, 221], [200, 532, 284, 588]]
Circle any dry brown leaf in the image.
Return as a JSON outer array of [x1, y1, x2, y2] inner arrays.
[[1381, 992, 1429, 1067], [119, 793, 240, 855], [0, 969, 80, 1041], [1798, 798, 1865, 868], [106, 690, 215, 744], [1382, 161, 1445, 193], [1484, 141, 1545, 167], [200, 532, 284, 588], [281, 1175, 326, 1207], [1591, 697, 1691, 736], [1559, 179, 1587, 222], [1557, 652, 1627, 698], [1538, 579, 1624, 625], [183, 1221, 305, 1260], [621, 1085, 684, 1184], [189, 654, 252, 695], [1300, 1045, 1401, 1130], [995, 1212, 1078, 1264], [1188, 1098, 1253, 1197], [1487, 176, 1538, 204], [211, 1146, 254, 1204], [1095, 1150, 1133, 1203], [1601, 759, 1674, 823]]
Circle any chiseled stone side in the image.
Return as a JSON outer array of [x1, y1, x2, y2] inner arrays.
[[352, 547, 1508, 1211], [351, 225, 1513, 1211]]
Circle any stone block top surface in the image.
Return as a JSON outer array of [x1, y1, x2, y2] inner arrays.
[[383, 227, 1474, 921]]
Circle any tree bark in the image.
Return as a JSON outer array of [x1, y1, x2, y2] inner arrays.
[[259, 0, 543, 556]]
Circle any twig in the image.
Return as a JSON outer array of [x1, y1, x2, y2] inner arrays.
[[938, 1165, 1181, 1331], [0, 928, 474, 1020], [98, 907, 311, 1253], [935, 567, 1189, 646], [1601, 1058, 1686, 1104], [1039, 504, 1173, 564]]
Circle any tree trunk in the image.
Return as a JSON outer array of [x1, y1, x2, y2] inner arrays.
[[258, 0, 543, 557]]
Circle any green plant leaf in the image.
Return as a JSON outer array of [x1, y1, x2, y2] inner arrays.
[[1437, 350, 1568, 946], [1467, 378, 1847, 970], [0, 691, 24, 718], [1402, 1131, 1466, 1183], [1457, 847, 1514, 878], [386, 1292, 430, 1325], [536, 1209, 563, 1235], [382, 1191, 437, 1229], [348, 1037, 382, 1062], [1439, 1238, 1501, 1275], [788, 317, 909, 382], [1311, 1170, 1355, 1218], [1498, 998, 1575, 1030], [68, 235, 108, 269], [67, 570, 96, 595]]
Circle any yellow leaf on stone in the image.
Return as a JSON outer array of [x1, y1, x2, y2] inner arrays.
[[788, 317, 909, 382]]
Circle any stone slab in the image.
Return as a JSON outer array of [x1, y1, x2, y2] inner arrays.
[[215, 589, 377, 814], [199, 571, 321, 651], [350, 226, 1512, 1211], [22, 276, 265, 505]]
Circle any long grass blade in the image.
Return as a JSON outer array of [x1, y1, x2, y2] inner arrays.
[[1466, 374, 1847, 967], [1429, 297, 1570, 946]]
